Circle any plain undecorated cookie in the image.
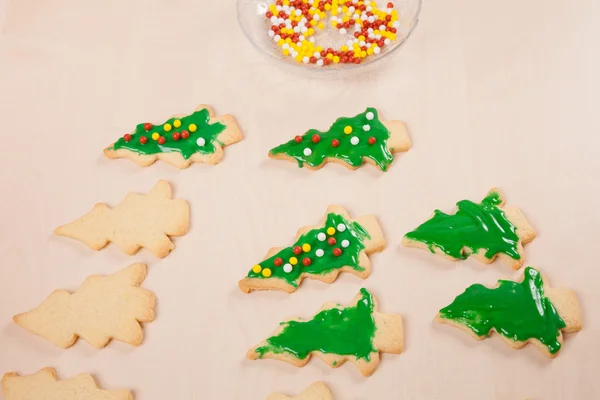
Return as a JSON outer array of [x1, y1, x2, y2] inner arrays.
[[267, 382, 333, 400]]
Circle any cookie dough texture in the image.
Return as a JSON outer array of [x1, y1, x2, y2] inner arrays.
[[14, 263, 156, 349], [55, 180, 189, 258], [267, 382, 333, 400], [2, 368, 133, 400], [104, 104, 243, 168]]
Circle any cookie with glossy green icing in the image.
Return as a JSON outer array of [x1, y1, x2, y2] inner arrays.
[[268, 107, 411, 171], [238, 205, 386, 294], [402, 188, 536, 269], [436, 267, 582, 357], [104, 104, 243, 168], [247, 288, 403, 377]]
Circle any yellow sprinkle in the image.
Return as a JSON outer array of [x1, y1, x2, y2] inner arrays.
[[343, 126, 352, 135], [163, 123, 172, 132], [326, 53, 334, 59], [361, 50, 367, 57], [302, 244, 311, 252], [327, 227, 336, 235], [359, 35, 365, 41], [324, 3, 331, 10], [189, 123, 197, 132], [151, 132, 160, 141], [341, 45, 348, 51], [283, 0, 289, 5], [342, 16, 350, 22], [342, 6, 348, 12], [289, 257, 298, 265], [310, 19, 317, 27], [367, 48, 374, 55], [307, 28, 315, 35], [331, 20, 338, 26], [173, 119, 182, 128], [282, 49, 290, 56], [252, 264, 262, 273], [296, 55, 303, 63], [309, 8, 316, 14], [318, 22, 325, 29], [285, 38, 292, 43], [277, 39, 284, 46], [262, 268, 272, 277], [333, 56, 340, 63], [390, 33, 396, 40]]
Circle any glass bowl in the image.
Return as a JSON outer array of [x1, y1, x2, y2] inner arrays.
[[237, 0, 422, 78]]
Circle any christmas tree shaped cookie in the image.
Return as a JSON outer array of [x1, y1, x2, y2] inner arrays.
[[402, 188, 536, 269], [239, 205, 385, 294], [2, 368, 132, 400], [268, 107, 410, 171], [55, 180, 189, 258], [268, 382, 333, 400], [247, 288, 404, 376], [14, 263, 156, 349], [104, 104, 243, 168], [437, 267, 582, 357]]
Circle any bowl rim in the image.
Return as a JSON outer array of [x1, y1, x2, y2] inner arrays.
[[236, 0, 423, 72]]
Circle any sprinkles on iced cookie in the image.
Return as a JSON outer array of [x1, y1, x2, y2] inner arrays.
[[266, 0, 400, 66]]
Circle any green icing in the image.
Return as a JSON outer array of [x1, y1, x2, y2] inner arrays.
[[255, 288, 377, 360], [404, 190, 521, 260], [439, 267, 566, 354], [246, 213, 370, 287], [269, 107, 395, 170], [108, 108, 225, 159]]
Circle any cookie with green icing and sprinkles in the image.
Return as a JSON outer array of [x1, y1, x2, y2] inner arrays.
[[268, 107, 410, 171], [402, 188, 537, 269], [104, 104, 243, 168], [437, 267, 582, 357], [247, 288, 404, 377], [238, 205, 386, 294]]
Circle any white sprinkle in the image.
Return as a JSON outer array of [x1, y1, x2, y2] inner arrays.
[[347, 39, 355, 47], [361, 14, 368, 21], [339, 28, 347, 35], [359, 40, 366, 46], [316, 249, 324, 257], [385, 38, 391, 45], [283, 5, 290, 12], [393, 21, 400, 28], [301, 26, 308, 33], [293, 27, 300, 33], [301, 17, 307, 24], [274, 34, 281, 41], [355, 23, 361, 30], [368, 33, 375, 39], [295, 9, 302, 16], [299, 35, 305, 41], [196, 137, 206, 146], [366, 5, 372, 11], [314, 51, 321, 58], [318, 232, 326, 241], [303, 147, 312, 155], [337, 223, 347, 232], [374, 46, 381, 54], [366, 112, 375, 120], [341, 239, 350, 248], [276, 5, 282, 11], [352, 12, 359, 19], [313, 14, 320, 21], [363, 124, 371, 131], [368, 16, 375, 23], [309, 37, 315, 43], [303, 56, 310, 64], [283, 264, 293, 273], [282, 43, 290, 49], [368, 27, 374, 33], [379, 25, 386, 31], [351, 136, 359, 145], [375, 34, 382, 39], [349, 7, 356, 13], [270, 16, 278, 23], [268, 30, 275, 38], [277, 17, 285, 24], [317, 59, 324, 66], [352, 0, 358, 3], [296, 41, 302, 47]]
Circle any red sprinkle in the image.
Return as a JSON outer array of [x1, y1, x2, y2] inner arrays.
[[331, 139, 340, 147], [172, 132, 181, 141], [333, 248, 343, 257], [368, 137, 376, 145], [294, 135, 303, 143], [302, 257, 312, 266], [310, 56, 317, 63], [139, 136, 148, 144], [293, 246, 303, 255], [328, 237, 337, 245], [158, 136, 166, 145], [266, 11, 273, 18], [324, 58, 331, 66], [274, 257, 283, 267], [123, 134, 132, 142], [181, 130, 190, 139], [143, 123, 153, 131], [312, 134, 321, 143], [387, 2, 394, 7]]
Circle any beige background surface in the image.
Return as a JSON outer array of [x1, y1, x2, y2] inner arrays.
[[0, 0, 599, 399]]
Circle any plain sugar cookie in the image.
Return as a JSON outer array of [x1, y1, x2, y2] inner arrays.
[[14, 263, 156, 349], [402, 188, 536, 269], [104, 104, 243, 168], [436, 266, 582, 357], [267, 382, 333, 400], [239, 205, 385, 293], [55, 180, 189, 258], [247, 288, 403, 376], [2, 368, 132, 400]]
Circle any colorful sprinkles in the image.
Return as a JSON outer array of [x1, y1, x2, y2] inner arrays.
[[265, 0, 400, 66]]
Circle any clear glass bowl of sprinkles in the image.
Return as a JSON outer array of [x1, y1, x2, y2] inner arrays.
[[237, 0, 422, 78]]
